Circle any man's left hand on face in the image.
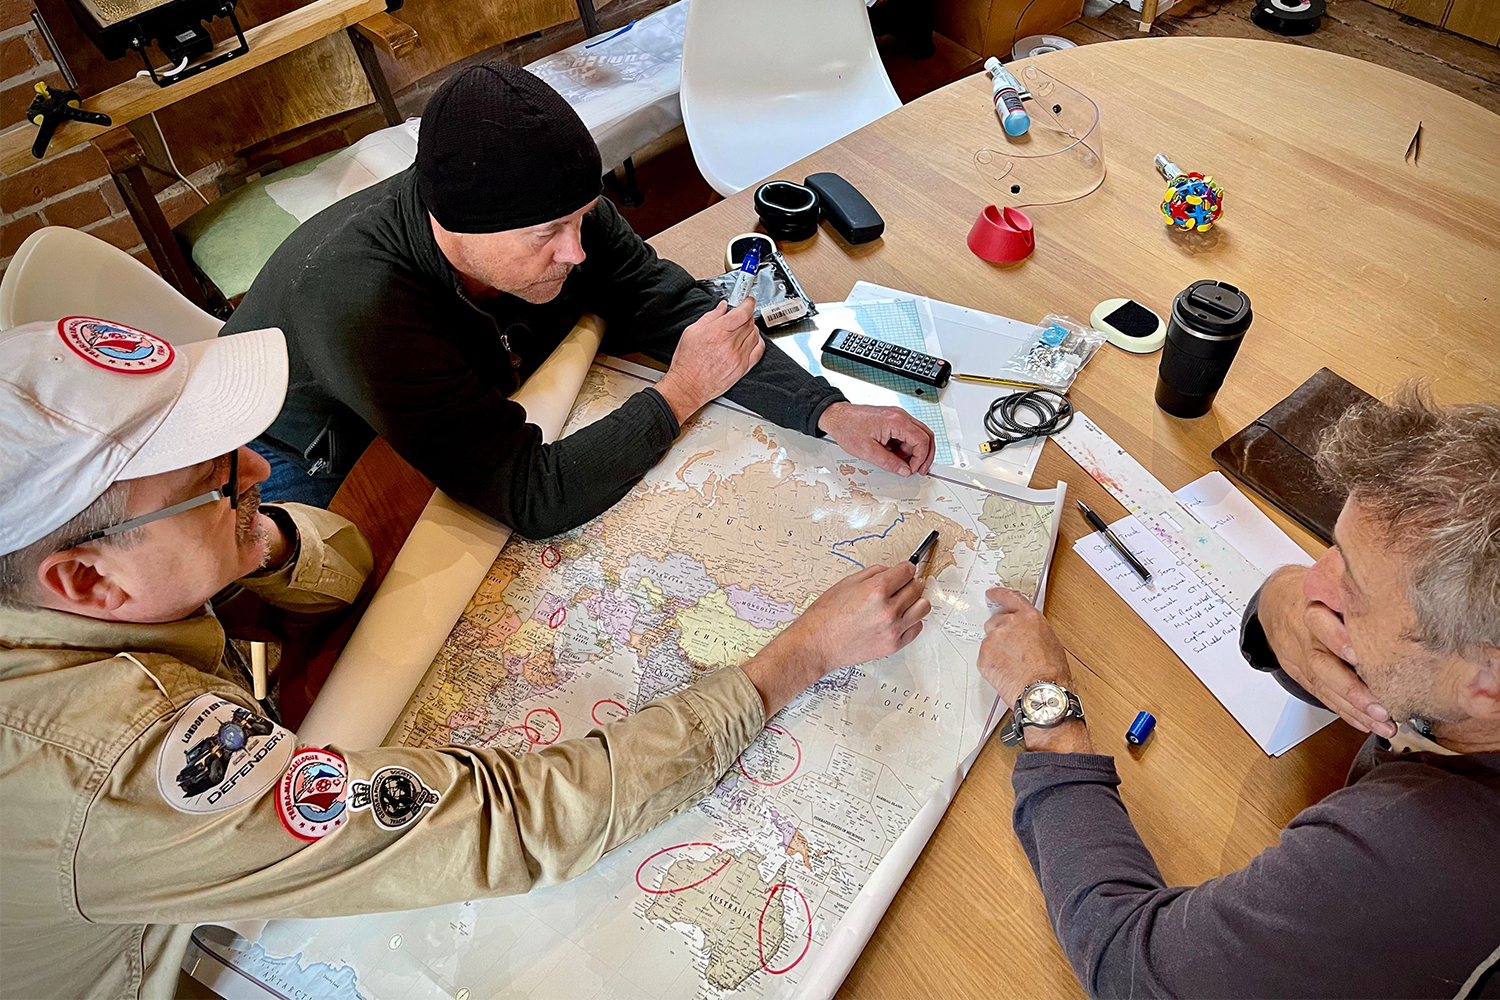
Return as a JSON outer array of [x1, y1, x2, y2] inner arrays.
[[818, 402, 936, 478]]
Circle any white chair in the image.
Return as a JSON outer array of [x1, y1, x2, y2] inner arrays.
[[680, 0, 901, 196], [0, 226, 222, 343]]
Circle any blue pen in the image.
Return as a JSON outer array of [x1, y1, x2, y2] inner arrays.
[[726, 243, 760, 307]]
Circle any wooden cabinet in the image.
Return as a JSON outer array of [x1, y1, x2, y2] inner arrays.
[[1367, 0, 1500, 46], [936, 0, 1086, 60]]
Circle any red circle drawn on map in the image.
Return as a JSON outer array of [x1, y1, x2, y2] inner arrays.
[[758, 883, 812, 974], [524, 707, 561, 745], [481, 723, 543, 747], [591, 699, 630, 725], [736, 725, 801, 787], [547, 606, 567, 630], [634, 842, 732, 894], [540, 545, 561, 569]]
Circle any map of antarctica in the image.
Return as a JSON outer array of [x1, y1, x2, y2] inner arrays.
[[201, 361, 1064, 1000]]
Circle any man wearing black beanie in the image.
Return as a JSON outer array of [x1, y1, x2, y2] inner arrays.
[[223, 63, 935, 537]]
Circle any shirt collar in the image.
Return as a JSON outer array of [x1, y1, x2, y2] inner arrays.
[[0, 603, 225, 675]]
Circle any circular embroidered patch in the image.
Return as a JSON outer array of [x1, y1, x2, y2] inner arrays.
[[156, 694, 295, 815], [57, 316, 175, 373], [276, 748, 351, 841]]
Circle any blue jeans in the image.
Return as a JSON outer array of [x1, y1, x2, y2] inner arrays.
[[250, 437, 346, 508]]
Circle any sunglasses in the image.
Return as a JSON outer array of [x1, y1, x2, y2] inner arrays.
[[62, 450, 240, 550]]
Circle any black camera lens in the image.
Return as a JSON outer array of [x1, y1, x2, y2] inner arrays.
[[1155, 280, 1253, 417], [754, 181, 820, 241]]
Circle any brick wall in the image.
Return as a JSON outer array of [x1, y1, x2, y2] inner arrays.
[[0, 0, 221, 277]]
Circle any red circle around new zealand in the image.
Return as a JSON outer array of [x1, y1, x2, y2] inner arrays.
[[758, 883, 812, 974]]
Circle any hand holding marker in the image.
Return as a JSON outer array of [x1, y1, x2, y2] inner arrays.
[[726, 241, 760, 308]]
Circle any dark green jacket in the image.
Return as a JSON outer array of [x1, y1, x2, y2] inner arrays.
[[223, 167, 843, 537]]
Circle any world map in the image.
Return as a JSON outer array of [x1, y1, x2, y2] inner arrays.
[[200, 361, 1063, 1000]]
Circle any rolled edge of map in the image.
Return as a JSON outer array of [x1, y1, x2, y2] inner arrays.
[[297, 315, 606, 750]]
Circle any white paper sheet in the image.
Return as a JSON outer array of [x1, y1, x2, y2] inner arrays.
[[297, 316, 605, 750], [1074, 509, 1334, 755], [1175, 471, 1316, 575], [847, 281, 1044, 485]]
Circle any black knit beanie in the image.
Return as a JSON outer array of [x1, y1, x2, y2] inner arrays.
[[416, 63, 603, 233]]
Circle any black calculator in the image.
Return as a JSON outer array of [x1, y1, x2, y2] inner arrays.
[[821, 328, 952, 388]]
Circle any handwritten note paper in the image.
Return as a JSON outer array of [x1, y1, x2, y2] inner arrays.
[[1175, 471, 1315, 575], [1075, 507, 1334, 756]]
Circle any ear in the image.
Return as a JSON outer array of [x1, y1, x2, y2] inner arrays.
[[1463, 646, 1500, 721], [36, 548, 130, 613]]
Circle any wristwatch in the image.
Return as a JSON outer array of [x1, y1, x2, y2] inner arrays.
[[998, 680, 1086, 747]]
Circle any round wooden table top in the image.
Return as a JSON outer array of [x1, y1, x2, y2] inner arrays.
[[643, 36, 1499, 999], [328, 35, 1499, 1000]]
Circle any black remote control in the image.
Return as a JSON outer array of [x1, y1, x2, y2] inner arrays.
[[821, 328, 952, 387]]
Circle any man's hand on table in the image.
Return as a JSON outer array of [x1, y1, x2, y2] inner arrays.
[[818, 402, 936, 478], [1257, 565, 1396, 738], [655, 297, 764, 424], [978, 587, 1094, 754], [741, 562, 931, 718]]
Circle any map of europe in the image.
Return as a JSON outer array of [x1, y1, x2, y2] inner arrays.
[[200, 361, 1063, 1000]]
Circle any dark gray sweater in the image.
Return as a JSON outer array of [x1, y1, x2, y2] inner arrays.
[[1012, 601, 1500, 999], [223, 167, 844, 538]]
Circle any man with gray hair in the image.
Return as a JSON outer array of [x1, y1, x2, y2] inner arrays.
[[0, 316, 933, 999], [976, 384, 1499, 998]]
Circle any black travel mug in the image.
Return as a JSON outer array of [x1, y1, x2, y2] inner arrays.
[[1154, 280, 1253, 417]]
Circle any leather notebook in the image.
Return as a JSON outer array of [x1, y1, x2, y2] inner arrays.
[[1212, 368, 1377, 544]]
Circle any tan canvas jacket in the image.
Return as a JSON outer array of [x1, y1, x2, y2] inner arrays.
[[0, 503, 765, 1000]]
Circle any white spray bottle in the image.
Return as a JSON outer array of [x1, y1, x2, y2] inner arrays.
[[984, 56, 1031, 137]]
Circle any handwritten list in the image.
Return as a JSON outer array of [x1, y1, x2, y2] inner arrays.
[[1074, 490, 1333, 755]]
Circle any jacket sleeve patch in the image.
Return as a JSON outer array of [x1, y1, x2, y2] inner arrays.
[[275, 748, 352, 842], [156, 694, 296, 814], [348, 766, 440, 830]]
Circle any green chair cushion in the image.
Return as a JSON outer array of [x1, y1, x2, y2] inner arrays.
[[177, 150, 341, 300]]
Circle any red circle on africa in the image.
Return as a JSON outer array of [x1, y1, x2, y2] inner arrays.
[[524, 707, 561, 745], [540, 545, 561, 568]]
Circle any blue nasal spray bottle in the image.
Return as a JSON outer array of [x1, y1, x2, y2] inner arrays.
[[984, 57, 1031, 137], [726, 242, 760, 307]]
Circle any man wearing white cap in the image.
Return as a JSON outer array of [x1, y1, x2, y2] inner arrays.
[[0, 317, 933, 998]]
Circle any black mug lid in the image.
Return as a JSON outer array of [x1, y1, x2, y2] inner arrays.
[[1172, 280, 1253, 338]]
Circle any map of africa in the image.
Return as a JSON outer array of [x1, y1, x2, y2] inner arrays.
[[197, 361, 1063, 1000]]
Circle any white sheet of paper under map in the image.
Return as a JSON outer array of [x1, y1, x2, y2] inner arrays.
[[192, 359, 1066, 1000]]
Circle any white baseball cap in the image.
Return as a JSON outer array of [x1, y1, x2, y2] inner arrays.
[[0, 317, 288, 556]]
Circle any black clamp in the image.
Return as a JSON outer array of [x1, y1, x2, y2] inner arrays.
[[26, 82, 112, 159]]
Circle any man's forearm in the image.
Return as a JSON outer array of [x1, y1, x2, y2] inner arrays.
[[637, 334, 844, 438], [460, 388, 679, 539], [1240, 580, 1329, 710], [1011, 753, 1183, 996]]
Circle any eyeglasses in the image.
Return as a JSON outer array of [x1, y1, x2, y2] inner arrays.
[[62, 450, 239, 549]]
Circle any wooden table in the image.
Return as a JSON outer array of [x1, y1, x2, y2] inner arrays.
[[329, 36, 1500, 998]]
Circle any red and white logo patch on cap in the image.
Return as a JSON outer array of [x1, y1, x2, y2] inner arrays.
[[57, 316, 175, 374]]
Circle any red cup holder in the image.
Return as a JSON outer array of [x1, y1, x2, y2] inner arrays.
[[968, 205, 1034, 263]]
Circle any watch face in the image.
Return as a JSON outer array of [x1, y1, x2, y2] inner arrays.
[[1022, 682, 1068, 725]]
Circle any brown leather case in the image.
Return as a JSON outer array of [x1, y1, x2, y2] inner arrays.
[[1211, 368, 1377, 544]]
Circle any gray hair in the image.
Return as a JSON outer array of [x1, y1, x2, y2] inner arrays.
[[1316, 382, 1500, 654], [0, 482, 136, 609]]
